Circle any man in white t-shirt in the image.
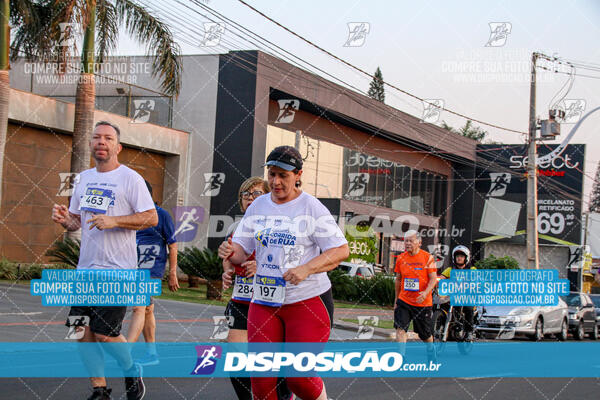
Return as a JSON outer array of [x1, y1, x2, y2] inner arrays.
[[52, 121, 157, 400]]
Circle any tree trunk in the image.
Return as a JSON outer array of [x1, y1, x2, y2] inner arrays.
[[70, 73, 95, 173], [67, 2, 95, 241], [188, 275, 201, 288], [206, 279, 223, 300]]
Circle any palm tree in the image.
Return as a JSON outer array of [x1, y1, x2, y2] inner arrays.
[[11, 0, 182, 174]]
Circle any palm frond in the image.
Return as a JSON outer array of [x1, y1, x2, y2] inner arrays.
[[95, 0, 118, 62], [115, 0, 182, 97], [45, 238, 81, 267]]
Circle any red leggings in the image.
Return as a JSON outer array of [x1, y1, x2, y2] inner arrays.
[[247, 293, 332, 400]]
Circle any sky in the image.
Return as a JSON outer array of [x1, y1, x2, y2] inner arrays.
[[116, 0, 600, 205]]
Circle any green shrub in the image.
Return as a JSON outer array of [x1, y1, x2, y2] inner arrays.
[[328, 270, 395, 307], [0, 259, 75, 281], [178, 247, 223, 280], [45, 238, 80, 267], [474, 254, 520, 270], [328, 269, 359, 300], [0, 258, 16, 280]]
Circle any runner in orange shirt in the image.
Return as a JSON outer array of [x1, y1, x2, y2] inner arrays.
[[394, 230, 438, 350]]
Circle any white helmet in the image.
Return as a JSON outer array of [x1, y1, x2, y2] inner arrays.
[[452, 245, 471, 266]]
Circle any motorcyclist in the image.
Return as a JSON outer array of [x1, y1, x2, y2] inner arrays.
[[440, 245, 476, 340]]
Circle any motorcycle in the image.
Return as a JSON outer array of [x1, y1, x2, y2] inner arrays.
[[432, 277, 479, 355]]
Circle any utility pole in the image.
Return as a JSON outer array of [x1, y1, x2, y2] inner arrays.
[[527, 52, 540, 269]]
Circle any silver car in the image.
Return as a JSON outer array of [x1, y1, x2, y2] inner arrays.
[[476, 298, 569, 341]]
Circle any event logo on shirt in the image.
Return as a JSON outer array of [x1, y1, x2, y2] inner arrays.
[[255, 228, 272, 248], [172, 206, 205, 242], [191, 345, 222, 375], [138, 244, 160, 268], [256, 228, 296, 249], [202, 173, 226, 196]]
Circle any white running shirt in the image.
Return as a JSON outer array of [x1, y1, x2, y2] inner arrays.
[[233, 191, 347, 305], [69, 165, 155, 270]]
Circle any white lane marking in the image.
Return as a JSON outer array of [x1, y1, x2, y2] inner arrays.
[[0, 312, 43, 316]]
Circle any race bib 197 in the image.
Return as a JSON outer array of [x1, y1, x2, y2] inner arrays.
[[404, 278, 419, 292], [232, 276, 253, 302], [80, 188, 113, 214], [253, 275, 286, 307]]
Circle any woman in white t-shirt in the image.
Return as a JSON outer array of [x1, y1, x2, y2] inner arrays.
[[218, 146, 349, 400]]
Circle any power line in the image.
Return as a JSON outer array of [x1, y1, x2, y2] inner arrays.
[[236, 0, 528, 135]]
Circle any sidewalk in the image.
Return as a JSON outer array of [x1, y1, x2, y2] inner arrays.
[[332, 306, 419, 340]]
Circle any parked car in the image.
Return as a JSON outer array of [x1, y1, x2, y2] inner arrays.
[[476, 299, 569, 341], [337, 262, 375, 278], [561, 292, 599, 340], [589, 294, 600, 327]]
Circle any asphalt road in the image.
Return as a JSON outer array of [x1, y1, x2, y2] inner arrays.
[[1, 282, 599, 400]]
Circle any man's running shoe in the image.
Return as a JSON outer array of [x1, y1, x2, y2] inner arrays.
[[87, 387, 112, 400], [136, 353, 159, 366], [124, 363, 145, 400]]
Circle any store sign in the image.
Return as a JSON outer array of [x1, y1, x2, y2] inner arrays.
[[472, 144, 585, 245]]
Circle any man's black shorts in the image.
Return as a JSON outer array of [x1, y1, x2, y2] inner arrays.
[[225, 300, 249, 330], [394, 298, 433, 341], [66, 306, 127, 337]]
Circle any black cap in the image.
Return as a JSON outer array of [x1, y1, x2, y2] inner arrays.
[[264, 146, 303, 171]]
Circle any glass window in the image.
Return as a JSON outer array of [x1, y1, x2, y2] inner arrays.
[[391, 166, 411, 212], [423, 172, 434, 215], [410, 169, 424, 214]]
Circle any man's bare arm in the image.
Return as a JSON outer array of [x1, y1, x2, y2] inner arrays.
[[87, 209, 158, 231], [52, 204, 81, 231]]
